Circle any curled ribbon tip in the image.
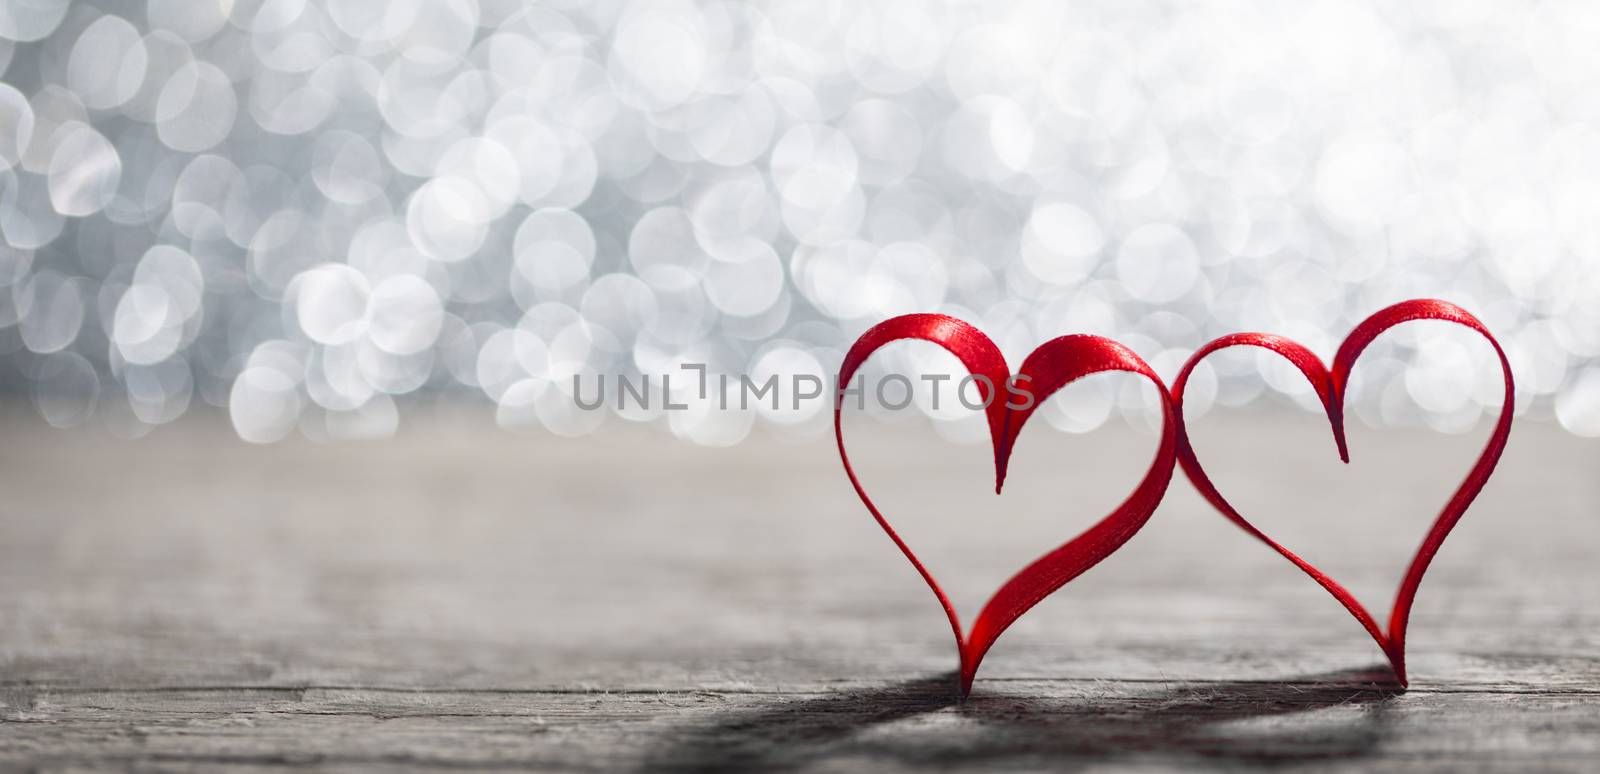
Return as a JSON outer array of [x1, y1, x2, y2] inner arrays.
[[993, 416, 1019, 495], [1173, 298, 1513, 687], [992, 434, 1008, 496], [1331, 412, 1351, 465], [836, 315, 1177, 695]]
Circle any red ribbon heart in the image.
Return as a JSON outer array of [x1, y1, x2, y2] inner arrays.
[[834, 314, 1178, 695], [1171, 299, 1514, 686]]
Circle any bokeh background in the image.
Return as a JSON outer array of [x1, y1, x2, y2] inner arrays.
[[2, 0, 1599, 444]]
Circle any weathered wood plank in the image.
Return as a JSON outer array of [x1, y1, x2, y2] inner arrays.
[[0, 405, 1596, 770], [3, 683, 1598, 771]]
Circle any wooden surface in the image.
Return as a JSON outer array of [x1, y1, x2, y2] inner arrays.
[[0, 403, 1596, 771]]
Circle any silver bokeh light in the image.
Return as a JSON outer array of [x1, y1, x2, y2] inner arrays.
[[1, 0, 1598, 445]]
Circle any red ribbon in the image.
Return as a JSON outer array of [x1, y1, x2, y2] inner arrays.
[[1171, 299, 1514, 686], [834, 314, 1178, 695]]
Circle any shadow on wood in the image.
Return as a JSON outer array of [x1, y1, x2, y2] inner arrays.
[[643, 668, 1401, 771]]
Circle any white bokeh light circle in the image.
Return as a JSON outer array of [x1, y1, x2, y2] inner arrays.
[[67, 15, 148, 111], [33, 351, 99, 428], [629, 206, 709, 291], [155, 61, 238, 152], [293, 264, 371, 346], [609, 1, 710, 109], [0, 0, 70, 43], [230, 365, 303, 444], [47, 122, 121, 217], [147, 0, 232, 43], [703, 240, 784, 317], [514, 208, 596, 296], [1115, 224, 1201, 303], [406, 176, 491, 262], [367, 274, 444, 355], [0, 84, 33, 171], [1022, 202, 1104, 287]]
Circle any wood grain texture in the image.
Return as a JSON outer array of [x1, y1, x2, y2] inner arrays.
[[0, 403, 1596, 771]]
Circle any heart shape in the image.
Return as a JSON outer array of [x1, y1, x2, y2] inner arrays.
[[834, 314, 1178, 695], [1171, 299, 1514, 686]]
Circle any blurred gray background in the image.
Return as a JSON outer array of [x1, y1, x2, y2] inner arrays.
[[1, 0, 1598, 445]]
